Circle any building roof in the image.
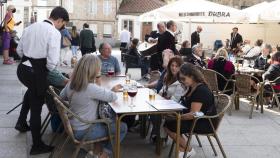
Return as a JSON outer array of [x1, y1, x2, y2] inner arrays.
[[118, 0, 166, 15]]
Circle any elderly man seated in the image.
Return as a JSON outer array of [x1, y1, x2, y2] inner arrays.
[[184, 44, 206, 68], [98, 43, 121, 75]]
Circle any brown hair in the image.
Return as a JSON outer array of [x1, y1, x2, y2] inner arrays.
[[71, 26, 77, 38], [179, 63, 208, 86], [271, 51, 280, 63], [164, 56, 184, 86]]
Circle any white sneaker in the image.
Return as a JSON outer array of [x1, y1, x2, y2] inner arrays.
[[179, 148, 196, 158]]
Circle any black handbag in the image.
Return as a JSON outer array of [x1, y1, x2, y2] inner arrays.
[[98, 101, 115, 120]]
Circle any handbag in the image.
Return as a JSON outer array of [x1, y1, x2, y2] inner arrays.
[[62, 36, 71, 47], [98, 101, 115, 120]]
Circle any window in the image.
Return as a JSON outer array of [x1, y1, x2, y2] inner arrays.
[[103, 0, 112, 16], [90, 0, 97, 15], [103, 24, 112, 38], [65, 0, 74, 13], [89, 24, 98, 37], [122, 20, 133, 35], [23, 7, 29, 27]]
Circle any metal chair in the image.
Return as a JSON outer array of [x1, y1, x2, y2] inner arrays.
[[168, 94, 231, 158], [229, 74, 262, 119], [48, 86, 113, 158], [202, 69, 233, 95]]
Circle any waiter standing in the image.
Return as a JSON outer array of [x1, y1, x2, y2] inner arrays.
[[191, 26, 202, 47], [230, 27, 243, 50], [15, 7, 69, 155]]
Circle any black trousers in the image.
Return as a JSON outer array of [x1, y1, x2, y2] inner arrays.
[[17, 63, 45, 146]]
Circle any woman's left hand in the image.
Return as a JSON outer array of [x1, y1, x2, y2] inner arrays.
[[111, 84, 122, 92]]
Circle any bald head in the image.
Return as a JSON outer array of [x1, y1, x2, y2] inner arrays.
[[197, 26, 202, 33]]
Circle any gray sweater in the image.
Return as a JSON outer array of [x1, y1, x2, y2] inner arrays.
[[60, 83, 117, 131]]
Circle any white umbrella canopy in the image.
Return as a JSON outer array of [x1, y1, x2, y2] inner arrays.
[[139, 0, 246, 23], [260, 0, 280, 22], [242, 1, 269, 23]]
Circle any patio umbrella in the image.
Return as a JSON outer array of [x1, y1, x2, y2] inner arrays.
[[260, 0, 280, 22], [242, 1, 269, 23], [139, 0, 246, 23]]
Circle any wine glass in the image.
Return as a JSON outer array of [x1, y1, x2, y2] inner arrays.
[[127, 83, 138, 107], [107, 66, 115, 77]]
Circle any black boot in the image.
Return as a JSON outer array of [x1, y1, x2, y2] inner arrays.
[[15, 121, 30, 133], [30, 142, 54, 155]]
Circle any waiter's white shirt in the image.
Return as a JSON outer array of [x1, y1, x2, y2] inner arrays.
[[120, 29, 130, 43], [17, 19, 61, 71]]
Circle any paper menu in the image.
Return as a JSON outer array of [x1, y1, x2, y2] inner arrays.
[[146, 100, 185, 111]]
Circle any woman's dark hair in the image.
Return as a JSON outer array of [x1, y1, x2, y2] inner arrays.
[[50, 7, 69, 22], [83, 23, 89, 28], [181, 40, 190, 48], [271, 51, 280, 63], [256, 39, 263, 47], [164, 56, 184, 86], [179, 63, 208, 86], [132, 38, 139, 46]]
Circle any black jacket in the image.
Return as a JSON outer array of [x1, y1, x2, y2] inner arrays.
[[184, 54, 206, 68], [80, 29, 96, 51], [263, 64, 280, 84], [230, 33, 243, 49], [191, 31, 200, 47], [157, 31, 176, 54], [145, 30, 161, 42], [254, 56, 270, 70]]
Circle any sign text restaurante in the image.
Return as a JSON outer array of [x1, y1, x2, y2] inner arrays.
[[179, 11, 230, 17]]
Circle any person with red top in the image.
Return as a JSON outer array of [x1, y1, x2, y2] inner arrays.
[[2, 5, 21, 65], [208, 48, 235, 94]]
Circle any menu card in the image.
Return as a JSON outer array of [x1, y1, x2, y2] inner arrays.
[[146, 100, 185, 111]]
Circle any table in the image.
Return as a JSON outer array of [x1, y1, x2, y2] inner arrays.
[[234, 67, 265, 113], [100, 75, 185, 158]]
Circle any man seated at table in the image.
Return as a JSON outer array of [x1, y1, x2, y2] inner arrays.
[[263, 51, 280, 108], [98, 43, 121, 75], [243, 39, 263, 66], [254, 44, 272, 70], [184, 44, 206, 68]]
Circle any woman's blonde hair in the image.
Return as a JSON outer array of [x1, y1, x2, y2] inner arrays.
[[70, 54, 101, 91], [215, 48, 228, 59], [7, 5, 15, 11]]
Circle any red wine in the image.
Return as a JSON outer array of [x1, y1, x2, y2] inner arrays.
[[107, 71, 114, 76], [128, 91, 137, 97]]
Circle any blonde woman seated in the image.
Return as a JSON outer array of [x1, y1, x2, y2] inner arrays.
[[159, 56, 186, 102], [60, 54, 127, 158]]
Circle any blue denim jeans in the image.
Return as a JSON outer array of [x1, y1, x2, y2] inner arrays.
[[74, 122, 127, 154], [71, 46, 79, 56]]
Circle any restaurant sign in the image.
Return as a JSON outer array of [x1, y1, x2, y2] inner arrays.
[[179, 11, 230, 17]]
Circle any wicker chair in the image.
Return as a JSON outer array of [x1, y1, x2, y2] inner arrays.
[[48, 86, 113, 158], [202, 69, 232, 95], [266, 76, 280, 110], [229, 74, 262, 119], [168, 94, 231, 158]]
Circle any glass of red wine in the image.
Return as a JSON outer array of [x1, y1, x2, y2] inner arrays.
[[127, 83, 138, 107], [107, 66, 115, 77]]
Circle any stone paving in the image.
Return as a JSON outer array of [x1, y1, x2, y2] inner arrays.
[[0, 50, 280, 158]]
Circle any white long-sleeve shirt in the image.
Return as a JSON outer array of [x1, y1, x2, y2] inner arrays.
[[244, 46, 261, 58], [17, 19, 61, 71], [120, 29, 130, 43]]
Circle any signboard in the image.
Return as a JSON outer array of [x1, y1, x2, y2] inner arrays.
[[179, 11, 231, 18]]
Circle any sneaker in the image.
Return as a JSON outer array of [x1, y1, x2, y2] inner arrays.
[[15, 121, 30, 133], [3, 59, 14, 65], [179, 148, 196, 158], [30, 143, 54, 155]]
